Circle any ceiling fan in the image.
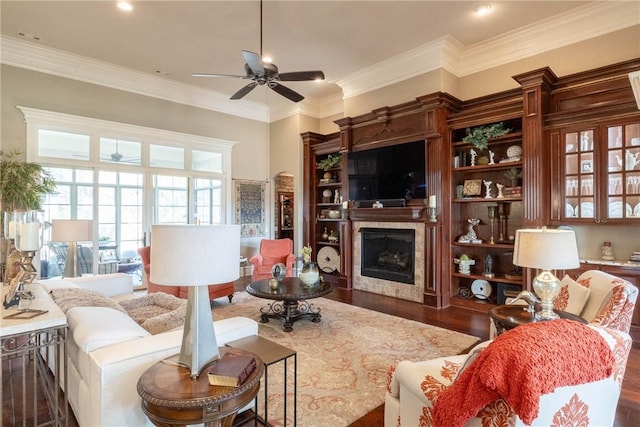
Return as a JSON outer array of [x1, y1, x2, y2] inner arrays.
[[101, 140, 139, 164], [192, 1, 324, 102]]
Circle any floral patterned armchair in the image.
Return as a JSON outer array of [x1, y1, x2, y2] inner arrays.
[[385, 323, 632, 427]]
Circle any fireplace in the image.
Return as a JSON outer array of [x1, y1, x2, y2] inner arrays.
[[360, 228, 415, 284]]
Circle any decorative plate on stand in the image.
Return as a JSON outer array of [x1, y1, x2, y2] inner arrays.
[[471, 279, 492, 300], [317, 246, 340, 273]]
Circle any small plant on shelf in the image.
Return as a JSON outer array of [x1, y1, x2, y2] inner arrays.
[[316, 153, 342, 171], [504, 168, 522, 187], [462, 122, 512, 150]]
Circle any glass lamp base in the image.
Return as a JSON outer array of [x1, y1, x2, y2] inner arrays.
[[532, 270, 561, 321]]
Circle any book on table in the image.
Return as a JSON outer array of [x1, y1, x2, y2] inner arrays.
[[208, 352, 257, 387]]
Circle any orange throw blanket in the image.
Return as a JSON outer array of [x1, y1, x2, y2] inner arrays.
[[433, 319, 614, 426]]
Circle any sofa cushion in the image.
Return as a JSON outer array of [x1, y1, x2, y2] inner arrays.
[[67, 306, 150, 352], [554, 275, 590, 316], [119, 292, 187, 335], [38, 278, 80, 293], [50, 288, 127, 314]]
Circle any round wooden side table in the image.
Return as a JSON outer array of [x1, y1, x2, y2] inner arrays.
[[489, 305, 587, 336], [137, 348, 264, 427]]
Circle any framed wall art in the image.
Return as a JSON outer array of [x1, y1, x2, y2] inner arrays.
[[234, 179, 266, 237]]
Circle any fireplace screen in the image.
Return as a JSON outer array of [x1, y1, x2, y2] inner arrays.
[[360, 228, 415, 284]]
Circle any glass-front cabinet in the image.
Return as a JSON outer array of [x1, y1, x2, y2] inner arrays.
[[553, 120, 640, 223]]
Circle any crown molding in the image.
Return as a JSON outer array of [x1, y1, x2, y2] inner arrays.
[[1, 36, 269, 122], [336, 36, 462, 99], [269, 92, 344, 123], [458, 1, 639, 75], [337, 1, 639, 99], [630, 70, 640, 110], [2, 2, 637, 120]]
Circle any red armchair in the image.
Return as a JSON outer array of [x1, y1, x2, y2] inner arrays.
[[249, 238, 296, 282], [138, 246, 235, 302]]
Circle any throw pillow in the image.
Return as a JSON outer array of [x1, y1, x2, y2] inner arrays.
[[49, 287, 127, 314], [591, 285, 628, 329], [553, 275, 590, 316]]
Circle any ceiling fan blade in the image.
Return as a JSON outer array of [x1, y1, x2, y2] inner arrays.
[[242, 50, 265, 76], [192, 72, 247, 79], [230, 82, 258, 100], [269, 82, 304, 103], [277, 70, 325, 81]]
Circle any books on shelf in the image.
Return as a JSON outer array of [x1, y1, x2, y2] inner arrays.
[[208, 352, 257, 387]]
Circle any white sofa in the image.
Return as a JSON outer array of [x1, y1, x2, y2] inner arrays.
[[39, 273, 258, 427]]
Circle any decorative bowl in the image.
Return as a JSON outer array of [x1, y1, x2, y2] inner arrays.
[[328, 210, 341, 219]]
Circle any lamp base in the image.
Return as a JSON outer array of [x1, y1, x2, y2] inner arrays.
[[179, 285, 220, 378], [532, 270, 562, 321], [63, 242, 82, 278]]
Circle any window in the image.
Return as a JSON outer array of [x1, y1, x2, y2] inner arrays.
[[20, 107, 236, 278]]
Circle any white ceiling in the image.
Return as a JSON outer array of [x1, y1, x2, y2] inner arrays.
[[1, 1, 637, 116]]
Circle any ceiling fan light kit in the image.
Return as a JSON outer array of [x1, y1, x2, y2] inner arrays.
[[192, 1, 324, 102]]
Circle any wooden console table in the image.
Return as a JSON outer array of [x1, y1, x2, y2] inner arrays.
[[137, 348, 263, 427]]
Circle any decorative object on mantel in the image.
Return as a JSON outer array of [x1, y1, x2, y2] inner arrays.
[[462, 122, 512, 150], [428, 195, 437, 222]]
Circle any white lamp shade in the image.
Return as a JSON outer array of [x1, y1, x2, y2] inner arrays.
[[513, 228, 580, 270], [150, 224, 240, 286], [51, 219, 93, 242]]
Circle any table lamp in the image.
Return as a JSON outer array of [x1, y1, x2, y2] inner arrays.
[[512, 227, 580, 320], [150, 224, 240, 378], [51, 219, 93, 278]]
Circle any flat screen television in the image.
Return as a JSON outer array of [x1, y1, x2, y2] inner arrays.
[[348, 140, 426, 203]]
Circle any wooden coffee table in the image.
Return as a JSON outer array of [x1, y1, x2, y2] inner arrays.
[[246, 277, 333, 332], [489, 305, 587, 335]]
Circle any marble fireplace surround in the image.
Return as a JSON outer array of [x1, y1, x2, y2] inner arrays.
[[352, 217, 426, 303]]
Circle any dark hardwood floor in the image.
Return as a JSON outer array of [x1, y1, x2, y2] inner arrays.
[[4, 284, 639, 426]]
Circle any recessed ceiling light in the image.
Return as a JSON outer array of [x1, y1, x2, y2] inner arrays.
[[117, 1, 133, 12], [475, 4, 492, 16], [262, 56, 273, 64]]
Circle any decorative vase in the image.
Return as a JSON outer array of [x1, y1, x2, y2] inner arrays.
[[299, 262, 320, 286]]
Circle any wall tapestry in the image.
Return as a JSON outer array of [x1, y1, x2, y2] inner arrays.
[[234, 180, 266, 237]]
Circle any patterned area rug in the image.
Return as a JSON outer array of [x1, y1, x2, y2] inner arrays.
[[212, 291, 480, 427]]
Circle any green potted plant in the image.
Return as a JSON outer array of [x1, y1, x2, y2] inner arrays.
[[1, 149, 56, 277], [316, 153, 342, 171], [1, 149, 56, 213], [462, 122, 512, 150]]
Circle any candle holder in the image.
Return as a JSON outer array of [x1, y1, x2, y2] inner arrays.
[[487, 205, 497, 244], [429, 207, 437, 222], [14, 210, 44, 284]]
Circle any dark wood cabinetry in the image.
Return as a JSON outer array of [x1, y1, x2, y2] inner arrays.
[[301, 132, 351, 289], [301, 60, 640, 336], [550, 120, 640, 223], [448, 125, 525, 310]]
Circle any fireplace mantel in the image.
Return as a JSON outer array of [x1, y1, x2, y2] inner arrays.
[[348, 206, 427, 222]]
